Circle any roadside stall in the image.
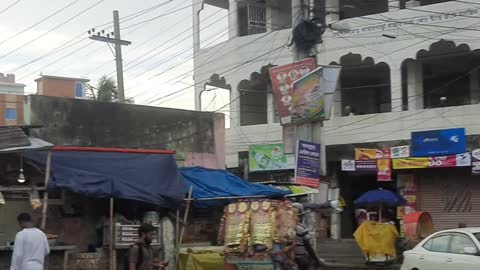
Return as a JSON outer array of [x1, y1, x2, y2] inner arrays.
[[353, 189, 406, 264], [0, 127, 77, 270], [25, 146, 185, 270]]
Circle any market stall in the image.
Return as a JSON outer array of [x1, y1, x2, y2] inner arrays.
[[25, 146, 185, 270]]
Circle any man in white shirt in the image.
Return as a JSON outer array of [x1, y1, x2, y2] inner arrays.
[[10, 213, 50, 270]]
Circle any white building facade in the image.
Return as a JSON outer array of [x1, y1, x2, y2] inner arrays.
[[193, 0, 480, 238]]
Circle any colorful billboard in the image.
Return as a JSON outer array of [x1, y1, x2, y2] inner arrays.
[[393, 153, 471, 169], [249, 144, 293, 172], [411, 128, 466, 157], [472, 149, 480, 175], [291, 65, 341, 124], [377, 159, 392, 182], [355, 148, 390, 160], [269, 58, 317, 125], [295, 140, 321, 188]]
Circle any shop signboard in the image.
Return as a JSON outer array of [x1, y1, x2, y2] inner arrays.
[[377, 159, 392, 182], [390, 145, 410, 158], [472, 149, 480, 176], [393, 153, 471, 169], [249, 144, 293, 172], [291, 66, 341, 124], [341, 160, 356, 171], [355, 148, 390, 160], [393, 158, 429, 169], [355, 160, 377, 171], [295, 140, 321, 188], [411, 128, 466, 157], [269, 58, 317, 125]]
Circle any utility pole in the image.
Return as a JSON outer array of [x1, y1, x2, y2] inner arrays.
[[89, 10, 131, 103]]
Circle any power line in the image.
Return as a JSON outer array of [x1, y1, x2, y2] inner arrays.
[[0, 0, 82, 47], [121, 3, 194, 30], [0, 0, 21, 16], [0, 0, 106, 61]]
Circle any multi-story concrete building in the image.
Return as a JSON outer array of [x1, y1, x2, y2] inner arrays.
[[193, 0, 480, 238], [0, 73, 25, 126]]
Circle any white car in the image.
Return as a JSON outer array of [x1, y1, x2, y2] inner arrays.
[[402, 228, 480, 270]]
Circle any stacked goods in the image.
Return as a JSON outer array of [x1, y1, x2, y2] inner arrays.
[[223, 202, 251, 254], [219, 200, 298, 257]]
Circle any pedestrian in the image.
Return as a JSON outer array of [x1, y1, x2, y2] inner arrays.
[[292, 203, 323, 270], [10, 213, 50, 270], [127, 223, 168, 270]]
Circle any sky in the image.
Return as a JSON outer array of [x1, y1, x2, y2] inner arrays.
[[0, 0, 228, 109]]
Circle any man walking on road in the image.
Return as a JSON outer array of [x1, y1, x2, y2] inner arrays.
[[128, 223, 168, 270], [10, 213, 50, 270]]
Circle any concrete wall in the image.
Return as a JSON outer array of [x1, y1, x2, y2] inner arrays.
[[24, 95, 225, 166], [37, 79, 76, 98]]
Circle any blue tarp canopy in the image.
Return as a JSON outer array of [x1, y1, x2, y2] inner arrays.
[[180, 167, 291, 206], [26, 150, 185, 209]]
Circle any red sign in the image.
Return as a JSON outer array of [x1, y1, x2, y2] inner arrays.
[[428, 153, 471, 168], [269, 58, 317, 125], [377, 159, 392, 182]]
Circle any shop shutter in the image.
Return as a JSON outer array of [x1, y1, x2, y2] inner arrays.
[[417, 174, 480, 231]]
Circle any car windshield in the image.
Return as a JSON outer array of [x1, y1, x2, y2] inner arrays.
[[473, 233, 480, 242]]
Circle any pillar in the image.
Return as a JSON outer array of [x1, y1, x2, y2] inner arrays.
[[407, 61, 424, 110], [194, 84, 204, 111], [390, 63, 402, 112], [192, 1, 203, 53], [469, 70, 480, 104], [333, 80, 342, 117], [229, 0, 239, 38], [267, 92, 275, 124], [389, 0, 400, 11], [230, 80, 241, 127]]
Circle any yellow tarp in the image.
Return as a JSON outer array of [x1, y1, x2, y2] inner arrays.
[[353, 221, 399, 258], [178, 252, 224, 270]]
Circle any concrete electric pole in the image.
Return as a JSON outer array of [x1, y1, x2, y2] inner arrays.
[[89, 10, 131, 103]]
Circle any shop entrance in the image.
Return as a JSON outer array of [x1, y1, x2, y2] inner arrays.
[[339, 172, 397, 238]]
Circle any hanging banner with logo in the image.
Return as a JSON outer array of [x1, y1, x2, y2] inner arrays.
[[393, 153, 471, 169], [291, 65, 341, 124], [355, 160, 377, 171], [472, 149, 480, 175], [269, 58, 317, 125], [393, 158, 429, 169], [355, 148, 390, 160], [411, 128, 466, 157], [295, 140, 321, 188], [249, 144, 293, 172], [377, 159, 392, 182], [341, 160, 356, 171], [391, 145, 410, 158]]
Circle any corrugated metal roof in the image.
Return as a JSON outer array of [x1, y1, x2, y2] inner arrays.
[[0, 127, 30, 149]]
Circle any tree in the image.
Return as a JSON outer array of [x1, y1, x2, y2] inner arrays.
[[96, 76, 117, 102]]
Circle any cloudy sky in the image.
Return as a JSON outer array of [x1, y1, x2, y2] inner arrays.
[[0, 0, 228, 109]]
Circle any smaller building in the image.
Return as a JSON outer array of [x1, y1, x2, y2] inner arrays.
[[0, 73, 25, 126], [35, 75, 89, 99]]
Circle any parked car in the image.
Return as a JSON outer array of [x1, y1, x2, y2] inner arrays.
[[402, 228, 480, 270]]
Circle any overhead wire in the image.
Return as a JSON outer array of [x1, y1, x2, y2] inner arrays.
[[0, 0, 107, 61], [0, 0, 82, 47], [0, 0, 21, 16]]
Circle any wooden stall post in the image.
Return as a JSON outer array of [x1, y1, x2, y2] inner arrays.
[[175, 186, 193, 270], [110, 197, 115, 270], [41, 151, 52, 230]]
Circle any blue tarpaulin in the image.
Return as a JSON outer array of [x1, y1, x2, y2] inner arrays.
[[180, 167, 291, 206], [26, 150, 185, 209]]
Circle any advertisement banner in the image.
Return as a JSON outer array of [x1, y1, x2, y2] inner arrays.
[[472, 149, 480, 176], [341, 160, 356, 171], [269, 58, 317, 125], [355, 160, 377, 172], [394, 153, 471, 169], [295, 140, 321, 188], [411, 128, 466, 157], [391, 145, 410, 158], [355, 148, 390, 160], [377, 159, 392, 182], [291, 66, 341, 124], [393, 158, 429, 169], [249, 144, 292, 172]]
